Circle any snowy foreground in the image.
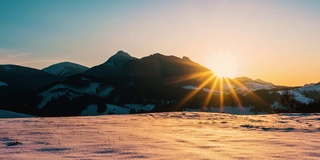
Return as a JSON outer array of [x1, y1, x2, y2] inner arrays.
[[1, 112, 320, 160]]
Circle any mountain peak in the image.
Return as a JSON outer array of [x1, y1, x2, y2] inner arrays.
[[103, 50, 136, 67], [234, 77, 253, 82], [114, 50, 131, 57], [182, 56, 191, 61]]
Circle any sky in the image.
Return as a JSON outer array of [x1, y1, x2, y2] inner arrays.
[[0, 0, 320, 86]]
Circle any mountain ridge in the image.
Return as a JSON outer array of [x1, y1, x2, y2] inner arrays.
[[1, 50, 320, 116]]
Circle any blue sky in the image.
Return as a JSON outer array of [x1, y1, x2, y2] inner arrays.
[[1, 0, 320, 86]]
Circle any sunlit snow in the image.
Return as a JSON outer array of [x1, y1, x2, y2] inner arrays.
[[0, 112, 319, 159]]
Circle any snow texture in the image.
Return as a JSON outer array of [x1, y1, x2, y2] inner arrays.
[[0, 112, 319, 159]]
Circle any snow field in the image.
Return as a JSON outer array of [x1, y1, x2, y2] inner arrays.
[[1, 112, 319, 159]]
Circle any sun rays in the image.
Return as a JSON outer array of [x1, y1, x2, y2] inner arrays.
[[170, 70, 269, 112]]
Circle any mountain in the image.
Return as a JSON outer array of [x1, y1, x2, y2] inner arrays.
[[1, 51, 319, 116], [10, 53, 215, 116], [84, 50, 137, 78], [42, 62, 88, 77], [0, 65, 57, 96], [103, 50, 136, 68], [231, 77, 276, 95], [113, 53, 214, 85]]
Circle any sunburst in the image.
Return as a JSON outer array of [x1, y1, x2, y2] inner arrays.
[[167, 59, 267, 113]]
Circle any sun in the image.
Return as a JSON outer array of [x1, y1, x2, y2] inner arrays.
[[206, 53, 239, 78], [214, 63, 236, 78]]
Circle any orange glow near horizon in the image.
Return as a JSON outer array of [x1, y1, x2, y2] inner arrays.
[[1, 1, 320, 87], [205, 53, 240, 79], [170, 68, 272, 112]]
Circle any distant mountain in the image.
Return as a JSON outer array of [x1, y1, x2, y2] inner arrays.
[[0, 65, 57, 96], [231, 77, 276, 95], [233, 77, 254, 83], [103, 50, 137, 68], [84, 50, 137, 78], [1, 51, 319, 116], [113, 53, 214, 86], [42, 62, 88, 77]]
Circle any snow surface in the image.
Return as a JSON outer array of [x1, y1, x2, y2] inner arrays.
[[0, 112, 319, 159], [0, 81, 8, 87]]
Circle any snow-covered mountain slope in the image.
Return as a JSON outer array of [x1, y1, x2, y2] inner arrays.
[[277, 90, 314, 104], [37, 80, 113, 109], [42, 62, 88, 77], [0, 112, 319, 159], [236, 81, 276, 95], [298, 83, 320, 92], [36, 76, 155, 115], [275, 83, 320, 105], [232, 77, 276, 94]]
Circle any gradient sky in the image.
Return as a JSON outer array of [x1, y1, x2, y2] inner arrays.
[[0, 0, 320, 86]]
